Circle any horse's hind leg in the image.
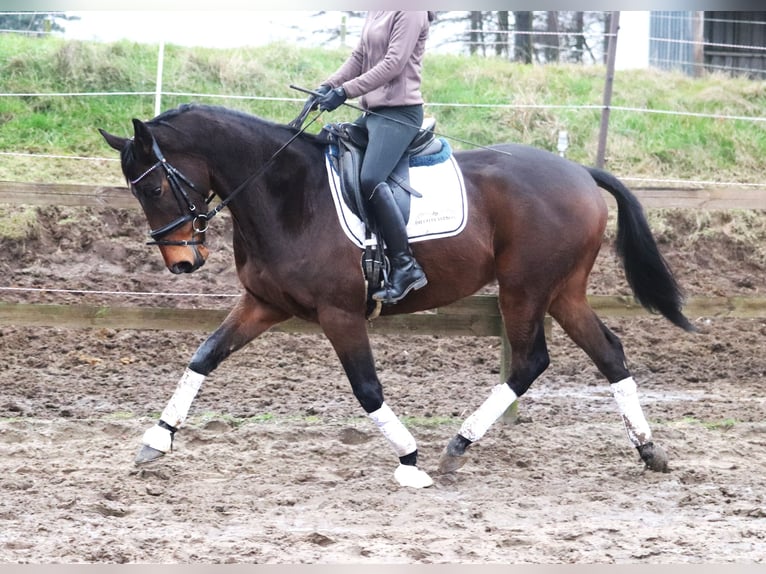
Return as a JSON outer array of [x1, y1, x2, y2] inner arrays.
[[136, 293, 290, 464], [438, 299, 550, 475], [548, 293, 669, 472]]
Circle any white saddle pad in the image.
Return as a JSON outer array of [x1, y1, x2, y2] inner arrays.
[[324, 151, 468, 248]]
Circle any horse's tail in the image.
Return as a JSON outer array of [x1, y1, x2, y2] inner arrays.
[[587, 166, 695, 332]]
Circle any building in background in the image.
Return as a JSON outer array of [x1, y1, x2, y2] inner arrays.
[[650, 11, 766, 78], [615, 11, 650, 70]]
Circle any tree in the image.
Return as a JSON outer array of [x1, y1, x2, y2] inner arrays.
[[513, 11, 533, 64], [573, 11, 585, 63], [0, 12, 77, 35], [469, 11, 484, 56], [495, 11, 509, 57], [543, 11, 560, 63], [448, 11, 607, 63]]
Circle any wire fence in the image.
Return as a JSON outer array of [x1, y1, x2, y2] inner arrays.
[[2, 11, 766, 305], [0, 96, 764, 190], [1, 11, 765, 188]]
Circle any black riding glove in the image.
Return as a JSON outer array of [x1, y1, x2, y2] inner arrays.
[[308, 84, 331, 111], [317, 86, 347, 112]]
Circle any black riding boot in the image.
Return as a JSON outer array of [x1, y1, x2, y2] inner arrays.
[[368, 182, 427, 303]]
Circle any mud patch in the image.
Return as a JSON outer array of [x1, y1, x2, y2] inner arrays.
[[1, 207, 766, 563]]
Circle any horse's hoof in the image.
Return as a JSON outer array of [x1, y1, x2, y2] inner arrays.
[[394, 464, 434, 488], [437, 434, 472, 475], [638, 441, 669, 473], [437, 450, 467, 475], [135, 445, 166, 465]]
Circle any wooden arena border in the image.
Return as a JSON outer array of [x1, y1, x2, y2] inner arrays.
[[1, 294, 765, 334], [3, 179, 766, 330], [2, 180, 766, 393], [1, 293, 763, 423], [3, 181, 766, 210]]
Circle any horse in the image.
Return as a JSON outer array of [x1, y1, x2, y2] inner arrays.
[[99, 102, 693, 488]]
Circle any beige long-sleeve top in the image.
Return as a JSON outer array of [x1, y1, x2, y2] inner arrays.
[[324, 11, 432, 110]]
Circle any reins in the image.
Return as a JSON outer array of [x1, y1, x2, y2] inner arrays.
[[203, 110, 325, 223], [289, 84, 515, 158], [140, 83, 509, 247]]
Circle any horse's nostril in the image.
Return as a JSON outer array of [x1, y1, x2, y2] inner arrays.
[[170, 261, 195, 274]]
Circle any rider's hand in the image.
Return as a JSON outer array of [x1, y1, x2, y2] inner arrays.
[[308, 84, 331, 111], [317, 87, 347, 112]]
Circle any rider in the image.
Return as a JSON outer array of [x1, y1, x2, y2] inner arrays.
[[310, 11, 435, 304]]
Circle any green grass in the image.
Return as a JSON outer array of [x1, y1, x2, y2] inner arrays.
[[1, 33, 766, 186], [0, 206, 39, 240]]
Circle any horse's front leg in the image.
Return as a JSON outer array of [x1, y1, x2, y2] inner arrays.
[[136, 293, 290, 464], [320, 309, 433, 488]]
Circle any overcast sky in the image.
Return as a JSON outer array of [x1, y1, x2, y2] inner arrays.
[[59, 10, 650, 68], [62, 11, 361, 49]]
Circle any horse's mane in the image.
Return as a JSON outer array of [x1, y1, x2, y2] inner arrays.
[[148, 103, 326, 145]]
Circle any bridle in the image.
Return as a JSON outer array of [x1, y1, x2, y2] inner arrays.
[[129, 138, 213, 246], [129, 112, 323, 247]]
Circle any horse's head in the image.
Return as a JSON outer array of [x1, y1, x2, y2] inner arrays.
[[99, 119, 211, 274]]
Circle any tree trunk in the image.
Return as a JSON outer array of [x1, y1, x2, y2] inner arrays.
[[470, 11, 484, 56], [545, 11, 560, 63], [496, 11, 509, 57], [574, 11, 585, 63], [514, 11, 533, 64]]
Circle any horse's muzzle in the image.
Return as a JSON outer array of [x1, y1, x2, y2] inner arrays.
[[169, 259, 202, 274], [163, 243, 208, 274]]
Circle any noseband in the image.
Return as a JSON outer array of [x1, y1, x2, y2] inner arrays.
[[129, 139, 214, 246]]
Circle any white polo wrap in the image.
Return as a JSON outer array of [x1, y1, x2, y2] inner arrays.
[[460, 383, 518, 442], [612, 376, 652, 446], [368, 402, 417, 457], [142, 423, 173, 452], [159, 368, 206, 429]]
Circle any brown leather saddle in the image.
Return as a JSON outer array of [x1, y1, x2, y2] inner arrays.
[[321, 119, 451, 318], [322, 118, 445, 230]]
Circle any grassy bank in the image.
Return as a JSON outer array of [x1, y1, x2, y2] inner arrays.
[[1, 33, 765, 186]]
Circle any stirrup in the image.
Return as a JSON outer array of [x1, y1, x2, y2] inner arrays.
[[372, 274, 428, 304]]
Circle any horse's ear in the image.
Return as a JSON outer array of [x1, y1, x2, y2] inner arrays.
[[131, 118, 156, 159], [99, 128, 128, 152]]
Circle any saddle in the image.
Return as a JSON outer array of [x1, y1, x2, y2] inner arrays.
[[322, 118, 446, 318], [322, 118, 443, 230]]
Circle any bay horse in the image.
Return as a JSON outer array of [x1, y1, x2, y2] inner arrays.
[[99, 103, 693, 488]]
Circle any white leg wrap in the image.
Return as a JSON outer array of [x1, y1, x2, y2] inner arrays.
[[612, 376, 652, 447], [142, 423, 174, 453], [368, 402, 417, 458], [394, 464, 433, 488], [459, 383, 518, 443], [159, 368, 206, 429]]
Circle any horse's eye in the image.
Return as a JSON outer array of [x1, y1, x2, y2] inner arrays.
[[146, 186, 162, 198]]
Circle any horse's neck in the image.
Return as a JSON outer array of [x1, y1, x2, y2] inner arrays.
[[210, 134, 330, 247], [207, 128, 309, 202]]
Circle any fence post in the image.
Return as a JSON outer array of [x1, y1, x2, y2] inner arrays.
[[596, 11, 620, 169], [154, 40, 165, 117], [692, 11, 705, 77]]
